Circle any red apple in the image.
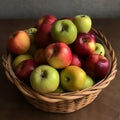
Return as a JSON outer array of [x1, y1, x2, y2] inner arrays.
[[7, 30, 30, 54], [35, 23, 53, 48], [88, 29, 96, 39], [45, 42, 72, 69], [72, 33, 96, 57], [70, 53, 82, 67], [84, 54, 110, 80], [35, 15, 57, 29], [34, 48, 47, 65], [15, 59, 36, 81]]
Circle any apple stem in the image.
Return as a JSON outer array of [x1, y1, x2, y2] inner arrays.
[[61, 24, 68, 32], [41, 70, 47, 78], [100, 52, 102, 55]]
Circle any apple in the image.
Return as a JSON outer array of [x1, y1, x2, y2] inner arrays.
[[35, 23, 53, 48], [45, 42, 72, 69], [30, 65, 60, 93], [51, 19, 77, 45], [70, 53, 82, 67], [73, 15, 92, 33], [15, 59, 36, 81], [88, 29, 96, 39], [13, 54, 32, 69], [25, 27, 37, 43], [34, 48, 47, 65], [26, 44, 37, 55], [94, 43, 105, 56], [72, 33, 96, 57], [81, 75, 95, 90], [35, 14, 57, 29], [60, 65, 86, 91], [84, 54, 110, 80], [53, 85, 65, 93], [7, 30, 30, 54]]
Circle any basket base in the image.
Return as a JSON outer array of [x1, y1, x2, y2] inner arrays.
[[23, 91, 100, 113]]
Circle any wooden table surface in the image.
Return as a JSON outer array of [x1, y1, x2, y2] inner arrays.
[[0, 19, 120, 120]]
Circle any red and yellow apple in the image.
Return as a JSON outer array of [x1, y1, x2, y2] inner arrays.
[[7, 30, 30, 54], [45, 42, 72, 69]]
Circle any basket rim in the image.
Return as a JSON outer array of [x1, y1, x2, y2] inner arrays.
[[2, 28, 117, 103]]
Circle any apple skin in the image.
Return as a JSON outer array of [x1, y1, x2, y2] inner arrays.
[[70, 53, 82, 67], [45, 42, 72, 69], [35, 23, 53, 48], [60, 65, 86, 91], [15, 59, 36, 81], [81, 75, 95, 90], [94, 43, 105, 56], [34, 48, 47, 65], [84, 54, 110, 80], [53, 85, 65, 93], [30, 65, 60, 93], [73, 15, 92, 33], [7, 30, 30, 54], [51, 19, 77, 45], [35, 15, 57, 29], [72, 33, 96, 57], [13, 54, 32, 70], [25, 27, 37, 43]]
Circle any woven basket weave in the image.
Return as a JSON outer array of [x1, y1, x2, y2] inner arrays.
[[2, 28, 117, 113]]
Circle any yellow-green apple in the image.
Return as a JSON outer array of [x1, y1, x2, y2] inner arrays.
[[15, 59, 36, 81], [7, 30, 30, 54], [51, 19, 77, 45], [72, 33, 96, 57], [45, 42, 72, 69], [25, 27, 37, 43], [34, 48, 47, 65], [94, 43, 105, 56], [35, 23, 53, 48], [84, 54, 110, 80], [60, 65, 86, 91], [73, 15, 92, 33], [81, 75, 95, 90], [30, 65, 60, 93], [13, 54, 32, 69], [53, 85, 65, 93], [70, 53, 82, 67], [35, 15, 57, 29]]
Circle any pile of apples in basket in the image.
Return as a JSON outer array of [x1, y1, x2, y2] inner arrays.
[[7, 14, 110, 93]]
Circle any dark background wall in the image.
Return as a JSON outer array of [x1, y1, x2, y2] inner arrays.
[[0, 0, 120, 19]]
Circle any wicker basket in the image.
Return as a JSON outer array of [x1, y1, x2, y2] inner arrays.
[[2, 28, 117, 113]]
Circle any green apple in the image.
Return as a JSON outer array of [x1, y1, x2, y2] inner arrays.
[[81, 75, 95, 90], [53, 85, 65, 93], [51, 19, 77, 45], [25, 27, 37, 43], [13, 54, 32, 69], [60, 65, 86, 91], [94, 43, 105, 56], [30, 65, 60, 93], [73, 15, 92, 33]]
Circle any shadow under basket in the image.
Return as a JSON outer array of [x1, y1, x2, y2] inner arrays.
[[2, 28, 117, 113]]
